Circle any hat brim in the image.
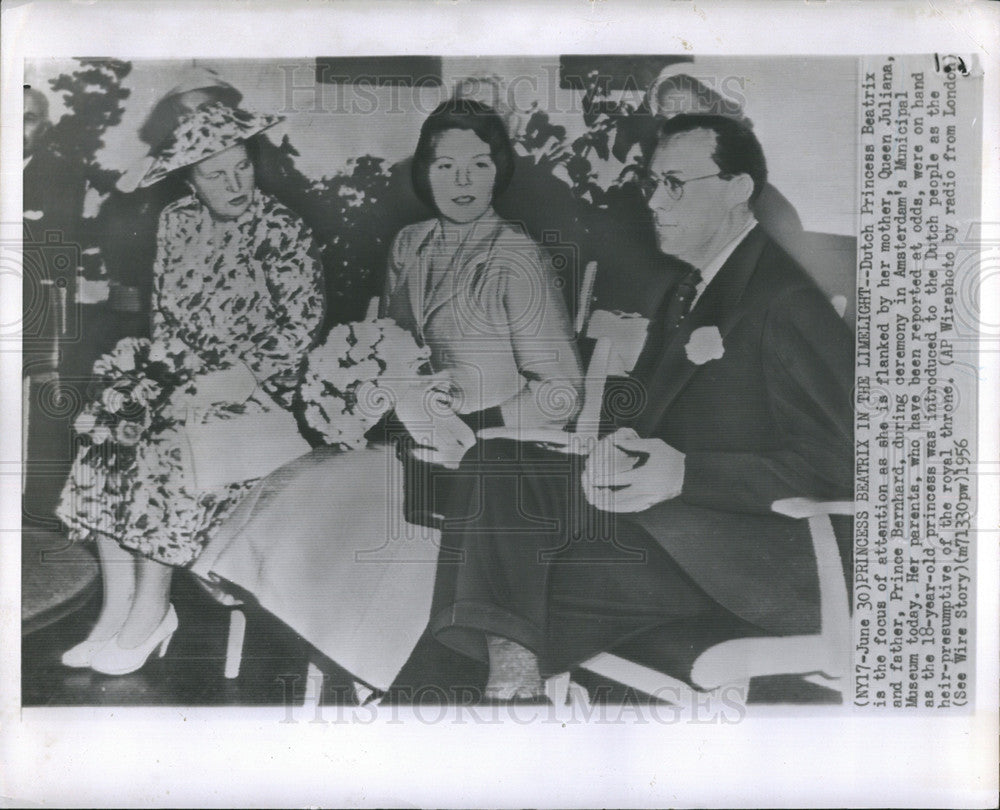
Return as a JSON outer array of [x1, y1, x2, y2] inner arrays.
[[116, 155, 156, 194], [137, 112, 282, 189]]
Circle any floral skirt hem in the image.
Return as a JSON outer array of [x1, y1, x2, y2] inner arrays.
[[57, 451, 259, 568]]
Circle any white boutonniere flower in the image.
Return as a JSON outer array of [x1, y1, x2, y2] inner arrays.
[[685, 326, 725, 365], [23, 210, 43, 221]]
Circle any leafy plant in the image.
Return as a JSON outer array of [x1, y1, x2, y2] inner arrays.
[[512, 70, 651, 208], [303, 156, 408, 328], [47, 59, 131, 195]]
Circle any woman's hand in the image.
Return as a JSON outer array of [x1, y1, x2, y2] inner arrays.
[[391, 371, 451, 424], [407, 418, 476, 469], [394, 373, 474, 468]]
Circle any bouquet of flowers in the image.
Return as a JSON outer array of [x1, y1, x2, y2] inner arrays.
[[73, 336, 205, 468], [299, 318, 432, 449]]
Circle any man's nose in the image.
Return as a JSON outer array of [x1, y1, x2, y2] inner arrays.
[[648, 183, 674, 211]]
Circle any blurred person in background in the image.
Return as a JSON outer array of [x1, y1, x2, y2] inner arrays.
[[22, 85, 86, 522]]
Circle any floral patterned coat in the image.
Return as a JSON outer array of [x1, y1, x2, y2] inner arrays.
[[58, 191, 324, 566]]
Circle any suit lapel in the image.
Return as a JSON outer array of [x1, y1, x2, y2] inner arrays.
[[635, 228, 768, 434]]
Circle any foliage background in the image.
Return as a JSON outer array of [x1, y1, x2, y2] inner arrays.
[[44, 59, 670, 331]]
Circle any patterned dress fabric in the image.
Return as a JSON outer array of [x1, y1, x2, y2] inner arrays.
[[57, 192, 324, 566]]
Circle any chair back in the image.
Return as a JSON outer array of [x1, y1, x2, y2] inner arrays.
[[784, 231, 857, 330]]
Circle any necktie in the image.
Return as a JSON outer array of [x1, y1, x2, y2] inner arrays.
[[627, 267, 702, 385], [661, 267, 703, 332]]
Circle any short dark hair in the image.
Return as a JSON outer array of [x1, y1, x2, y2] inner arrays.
[[656, 113, 767, 203], [412, 98, 516, 213]]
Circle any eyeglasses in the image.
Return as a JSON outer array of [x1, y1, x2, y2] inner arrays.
[[639, 171, 726, 201]]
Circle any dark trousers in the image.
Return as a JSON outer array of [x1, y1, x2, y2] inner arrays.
[[428, 439, 720, 676]]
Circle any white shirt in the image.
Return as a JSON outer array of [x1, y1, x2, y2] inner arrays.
[[691, 215, 758, 308]]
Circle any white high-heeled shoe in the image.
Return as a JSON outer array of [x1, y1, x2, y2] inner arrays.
[[60, 635, 118, 668], [89, 605, 178, 676]]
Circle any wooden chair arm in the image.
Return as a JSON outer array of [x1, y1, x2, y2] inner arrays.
[[772, 497, 854, 520]]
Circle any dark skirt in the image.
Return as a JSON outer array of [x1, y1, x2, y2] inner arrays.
[[378, 406, 505, 531]]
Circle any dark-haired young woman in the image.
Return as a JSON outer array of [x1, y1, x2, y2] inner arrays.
[[191, 99, 582, 697], [381, 97, 582, 430]]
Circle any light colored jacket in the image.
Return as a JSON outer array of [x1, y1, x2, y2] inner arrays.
[[381, 212, 582, 426]]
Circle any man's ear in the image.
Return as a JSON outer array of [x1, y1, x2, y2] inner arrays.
[[726, 173, 754, 207]]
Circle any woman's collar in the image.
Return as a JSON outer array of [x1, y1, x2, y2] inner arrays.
[[434, 207, 502, 244]]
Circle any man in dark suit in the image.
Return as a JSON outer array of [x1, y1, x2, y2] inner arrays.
[[428, 114, 855, 700], [23, 87, 85, 362], [22, 86, 86, 523]]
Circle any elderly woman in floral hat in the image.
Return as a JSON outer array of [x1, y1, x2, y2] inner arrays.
[[57, 101, 324, 675], [99, 67, 244, 323]]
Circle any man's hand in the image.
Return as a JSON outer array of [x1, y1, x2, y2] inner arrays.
[[582, 428, 685, 513]]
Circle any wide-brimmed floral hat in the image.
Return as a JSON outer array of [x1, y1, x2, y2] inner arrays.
[[136, 102, 283, 188], [116, 69, 245, 193]]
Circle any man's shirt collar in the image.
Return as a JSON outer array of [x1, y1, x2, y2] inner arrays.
[[691, 214, 757, 305]]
